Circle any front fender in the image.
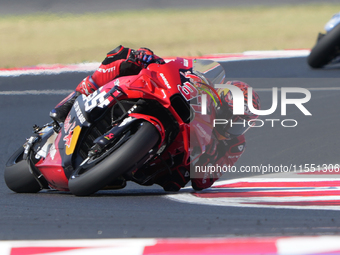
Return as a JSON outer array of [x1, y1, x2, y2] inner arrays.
[[129, 113, 165, 146]]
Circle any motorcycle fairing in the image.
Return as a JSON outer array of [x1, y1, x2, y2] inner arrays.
[[35, 131, 69, 190], [32, 58, 226, 192]]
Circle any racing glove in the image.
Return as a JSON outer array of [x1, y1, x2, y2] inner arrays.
[[134, 47, 165, 68]]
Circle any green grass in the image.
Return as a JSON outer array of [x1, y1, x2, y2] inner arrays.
[[0, 4, 339, 68]]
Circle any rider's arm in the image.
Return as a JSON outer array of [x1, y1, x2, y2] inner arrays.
[[75, 45, 164, 96], [75, 45, 138, 95]]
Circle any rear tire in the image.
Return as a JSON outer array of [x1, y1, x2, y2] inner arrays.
[[308, 24, 340, 68], [68, 121, 160, 196], [4, 147, 41, 193]]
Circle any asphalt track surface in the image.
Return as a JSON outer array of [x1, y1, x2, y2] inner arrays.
[[1, 0, 340, 243], [1, 57, 340, 240], [0, 0, 339, 15]]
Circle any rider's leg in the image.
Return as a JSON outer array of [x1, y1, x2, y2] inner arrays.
[[49, 76, 98, 122]]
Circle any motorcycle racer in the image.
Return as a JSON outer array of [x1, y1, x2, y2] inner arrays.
[[50, 45, 261, 192]]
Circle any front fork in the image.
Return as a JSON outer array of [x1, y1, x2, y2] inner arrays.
[[22, 123, 60, 189], [88, 113, 166, 159]]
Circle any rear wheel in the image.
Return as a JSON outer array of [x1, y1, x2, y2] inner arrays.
[[68, 121, 160, 196], [308, 24, 340, 68], [4, 147, 41, 193]]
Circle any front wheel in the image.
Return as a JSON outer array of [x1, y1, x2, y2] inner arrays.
[[308, 24, 340, 68], [4, 147, 41, 193], [68, 121, 160, 196]]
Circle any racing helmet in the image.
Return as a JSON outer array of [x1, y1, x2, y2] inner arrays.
[[216, 80, 261, 139]]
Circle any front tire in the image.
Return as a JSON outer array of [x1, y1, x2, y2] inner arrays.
[[308, 24, 340, 68], [4, 147, 41, 193], [68, 121, 160, 196]]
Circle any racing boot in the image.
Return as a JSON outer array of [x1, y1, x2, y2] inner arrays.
[[50, 76, 99, 122], [49, 91, 80, 123]]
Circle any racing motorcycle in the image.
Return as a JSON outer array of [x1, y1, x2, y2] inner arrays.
[[308, 12, 340, 68], [4, 58, 225, 196]]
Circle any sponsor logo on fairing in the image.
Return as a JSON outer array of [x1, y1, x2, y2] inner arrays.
[[104, 133, 114, 140], [63, 115, 75, 148], [64, 115, 75, 133], [177, 71, 200, 101], [160, 73, 171, 89], [63, 129, 74, 148], [74, 101, 86, 124], [183, 59, 189, 67]]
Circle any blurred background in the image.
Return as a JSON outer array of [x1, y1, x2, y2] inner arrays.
[[1, 0, 340, 68]]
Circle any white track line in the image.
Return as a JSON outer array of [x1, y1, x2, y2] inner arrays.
[[0, 50, 311, 77], [0, 90, 73, 95], [0, 87, 339, 96]]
